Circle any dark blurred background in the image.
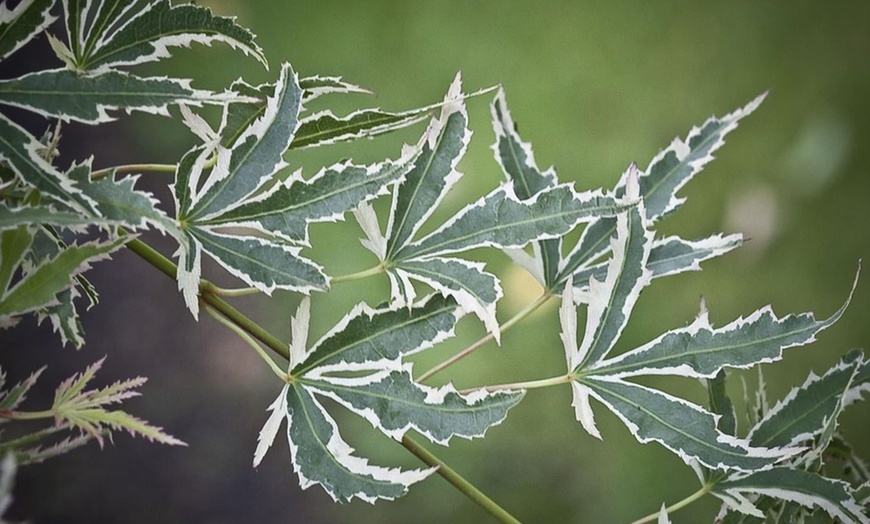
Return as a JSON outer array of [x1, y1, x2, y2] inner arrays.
[[2, 1, 869, 523]]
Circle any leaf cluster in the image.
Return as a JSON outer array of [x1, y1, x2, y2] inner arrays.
[[0, 1, 867, 522]]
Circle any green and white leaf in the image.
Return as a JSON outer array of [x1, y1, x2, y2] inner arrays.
[[0, 0, 56, 61], [0, 69, 246, 124], [550, 95, 765, 293], [299, 75, 372, 102], [187, 228, 327, 296], [0, 235, 126, 319], [389, 257, 503, 338], [569, 233, 743, 294], [0, 114, 96, 214], [0, 226, 33, 294], [67, 160, 181, 237], [291, 77, 492, 150], [283, 382, 434, 503], [555, 177, 835, 470], [199, 157, 414, 245], [491, 88, 561, 288], [713, 468, 869, 524], [588, 280, 853, 380], [255, 295, 523, 502], [61, 0, 266, 71], [576, 376, 796, 471], [748, 350, 863, 450], [306, 366, 523, 445], [572, 176, 651, 370], [401, 183, 625, 261], [627, 93, 766, 221], [185, 62, 301, 219]]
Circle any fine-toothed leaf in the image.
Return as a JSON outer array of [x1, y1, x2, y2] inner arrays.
[[67, 161, 181, 237], [0, 205, 100, 230], [748, 350, 863, 449], [569, 233, 743, 294], [0, 366, 44, 411], [400, 184, 626, 261], [491, 87, 561, 287], [714, 468, 870, 524], [63, 0, 267, 72], [305, 367, 523, 445], [189, 228, 327, 296], [588, 278, 854, 379], [559, 186, 819, 471], [285, 383, 434, 503], [573, 185, 652, 370], [0, 114, 95, 214], [294, 294, 460, 376], [0, 0, 56, 61], [0, 235, 126, 318], [299, 75, 372, 102], [187, 62, 301, 219], [391, 257, 502, 337], [556, 95, 765, 292], [385, 74, 469, 259], [0, 69, 243, 124], [256, 295, 522, 502], [218, 80, 270, 148], [633, 93, 766, 221], [579, 377, 792, 471], [200, 158, 414, 244]]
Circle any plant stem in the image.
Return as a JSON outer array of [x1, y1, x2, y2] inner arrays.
[[460, 374, 571, 395], [0, 409, 54, 420], [128, 235, 521, 523], [331, 264, 385, 283], [417, 292, 554, 383], [125, 237, 290, 360], [629, 485, 711, 524], [91, 163, 179, 180], [401, 435, 523, 524], [201, 282, 261, 297], [204, 304, 287, 379]]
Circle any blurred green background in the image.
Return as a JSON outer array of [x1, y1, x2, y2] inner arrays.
[[7, 1, 870, 523]]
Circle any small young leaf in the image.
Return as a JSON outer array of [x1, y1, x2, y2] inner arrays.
[[0, 0, 57, 61], [0, 114, 96, 214], [0, 69, 243, 124], [0, 235, 126, 319], [748, 350, 863, 449]]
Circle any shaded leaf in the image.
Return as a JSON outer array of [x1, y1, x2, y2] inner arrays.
[[0, 68, 243, 124], [0, 0, 56, 61], [63, 0, 266, 71]]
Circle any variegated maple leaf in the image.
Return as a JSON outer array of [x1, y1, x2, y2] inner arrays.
[[253, 295, 523, 503], [494, 88, 759, 297], [559, 174, 854, 472], [355, 75, 627, 341], [702, 349, 869, 524]]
